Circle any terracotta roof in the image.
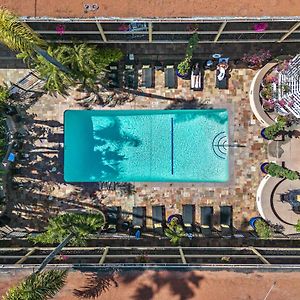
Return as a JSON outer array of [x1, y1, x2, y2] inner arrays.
[[1, 0, 300, 19]]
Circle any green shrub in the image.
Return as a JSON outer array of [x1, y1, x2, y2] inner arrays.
[[177, 55, 192, 76], [263, 119, 286, 140], [295, 220, 300, 232], [255, 219, 272, 239], [0, 83, 9, 102], [165, 217, 185, 246], [265, 162, 299, 180]]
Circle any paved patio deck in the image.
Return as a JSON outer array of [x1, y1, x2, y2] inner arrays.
[[2, 67, 267, 231]]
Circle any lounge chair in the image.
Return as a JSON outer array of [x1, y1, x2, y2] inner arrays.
[[191, 63, 203, 91], [152, 205, 166, 235], [108, 65, 120, 88], [191, 70, 202, 91], [106, 206, 121, 233], [200, 206, 213, 236], [132, 206, 146, 235], [123, 65, 137, 89], [182, 204, 195, 233], [220, 205, 233, 236], [216, 69, 229, 89], [142, 65, 154, 88], [164, 65, 176, 88]]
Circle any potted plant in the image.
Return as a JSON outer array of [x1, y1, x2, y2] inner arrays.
[[177, 55, 192, 79], [261, 118, 286, 140], [260, 84, 273, 100], [251, 218, 272, 239], [264, 73, 278, 84], [165, 216, 185, 246], [263, 162, 299, 180], [177, 33, 199, 79], [262, 99, 275, 112]]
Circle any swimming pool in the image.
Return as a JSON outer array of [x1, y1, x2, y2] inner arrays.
[[64, 109, 229, 182]]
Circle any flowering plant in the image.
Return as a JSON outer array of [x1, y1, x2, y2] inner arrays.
[[253, 23, 268, 32], [264, 74, 278, 84], [242, 49, 272, 67], [276, 59, 291, 72]]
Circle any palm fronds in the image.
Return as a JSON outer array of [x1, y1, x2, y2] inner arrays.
[[0, 8, 46, 54], [3, 270, 68, 300], [30, 212, 106, 246]]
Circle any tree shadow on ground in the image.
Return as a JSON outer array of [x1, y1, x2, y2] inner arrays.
[[74, 270, 204, 300], [164, 98, 211, 110], [73, 270, 119, 299]]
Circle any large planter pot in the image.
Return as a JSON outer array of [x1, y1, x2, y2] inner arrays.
[[260, 128, 270, 140], [260, 162, 269, 174], [249, 216, 263, 230], [176, 69, 190, 80], [167, 214, 183, 224]]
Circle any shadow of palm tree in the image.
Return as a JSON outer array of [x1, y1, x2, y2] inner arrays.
[[74, 270, 203, 300], [131, 284, 154, 300], [150, 271, 203, 300], [73, 270, 118, 299], [65, 112, 141, 182]]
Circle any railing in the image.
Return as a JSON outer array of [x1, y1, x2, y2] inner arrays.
[[1, 246, 300, 270]]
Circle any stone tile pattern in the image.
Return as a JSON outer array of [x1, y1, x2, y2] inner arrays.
[[7, 67, 267, 231]]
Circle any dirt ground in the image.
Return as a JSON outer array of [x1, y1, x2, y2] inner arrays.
[[2, 0, 300, 18], [1, 269, 300, 300]]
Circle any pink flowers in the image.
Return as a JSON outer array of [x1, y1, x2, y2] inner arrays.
[[242, 50, 272, 67], [264, 74, 278, 84], [278, 99, 286, 107], [56, 24, 65, 36], [253, 23, 268, 32]]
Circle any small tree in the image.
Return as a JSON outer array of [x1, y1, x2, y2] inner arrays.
[[265, 162, 299, 180], [255, 219, 272, 239], [165, 217, 185, 246], [263, 119, 286, 140], [177, 33, 199, 76]]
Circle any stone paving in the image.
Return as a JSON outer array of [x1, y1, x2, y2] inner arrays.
[[3, 67, 268, 231]]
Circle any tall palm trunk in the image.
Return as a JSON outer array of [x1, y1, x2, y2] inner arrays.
[[34, 47, 71, 74], [35, 232, 74, 274]]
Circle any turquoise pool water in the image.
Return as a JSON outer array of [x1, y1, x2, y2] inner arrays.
[[64, 109, 229, 182]]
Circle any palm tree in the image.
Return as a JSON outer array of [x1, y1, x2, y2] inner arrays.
[[3, 269, 68, 300], [31, 212, 106, 273], [22, 44, 123, 94], [0, 8, 69, 73], [3, 212, 105, 300]]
